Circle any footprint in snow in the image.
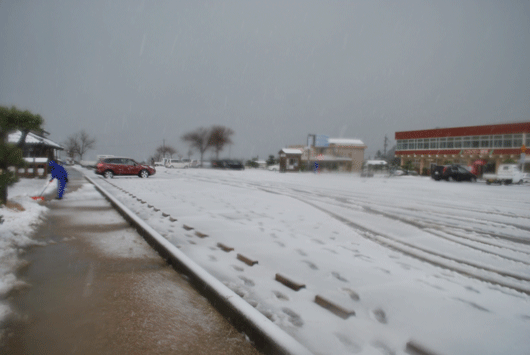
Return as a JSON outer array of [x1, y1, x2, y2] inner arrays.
[[334, 333, 362, 353], [282, 308, 304, 327], [231, 265, 244, 272], [332, 271, 348, 282], [341, 288, 360, 301], [296, 249, 307, 256], [302, 260, 318, 270], [238, 276, 255, 287], [272, 290, 289, 301], [371, 308, 387, 324]]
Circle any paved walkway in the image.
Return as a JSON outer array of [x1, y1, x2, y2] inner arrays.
[[1, 169, 261, 355]]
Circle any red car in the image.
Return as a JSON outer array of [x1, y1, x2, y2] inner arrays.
[[96, 157, 156, 178]]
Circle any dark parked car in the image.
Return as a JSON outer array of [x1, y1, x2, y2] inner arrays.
[[432, 165, 476, 182], [226, 160, 244, 170], [211, 160, 227, 169], [96, 157, 156, 178], [211, 159, 245, 170]]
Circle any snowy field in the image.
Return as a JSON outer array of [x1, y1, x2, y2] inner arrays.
[[80, 166, 530, 355], [0, 179, 53, 324]]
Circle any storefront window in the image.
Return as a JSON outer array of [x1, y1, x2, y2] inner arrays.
[[471, 136, 480, 148], [493, 135, 503, 147], [439, 138, 447, 149], [409, 139, 416, 150], [463, 137, 471, 148], [446, 137, 454, 148], [402, 140, 408, 150], [418, 139, 426, 149], [454, 137, 462, 148], [513, 134, 523, 147], [503, 134, 513, 148], [480, 136, 490, 148]]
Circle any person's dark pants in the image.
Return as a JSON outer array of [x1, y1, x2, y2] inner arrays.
[[57, 178, 67, 199]]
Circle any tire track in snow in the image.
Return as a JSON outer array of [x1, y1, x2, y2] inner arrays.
[[111, 173, 530, 295]]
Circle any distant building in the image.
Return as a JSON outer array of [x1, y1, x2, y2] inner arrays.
[[290, 136, 366, 172], [278, 148, 303, 172], [395, 122, 530, 175], [8, 130, 64, 178]]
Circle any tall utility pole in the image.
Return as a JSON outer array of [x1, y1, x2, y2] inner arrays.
[[383, 135, 389, 157]]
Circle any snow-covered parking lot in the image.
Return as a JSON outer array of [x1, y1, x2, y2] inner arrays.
[[85, 167, 530, 355]]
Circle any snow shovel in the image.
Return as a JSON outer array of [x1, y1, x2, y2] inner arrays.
[[31, 181, 52, 201]]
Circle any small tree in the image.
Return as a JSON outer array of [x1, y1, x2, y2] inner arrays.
[[182, 127, 211, 167], [266, 155, 276, 165], [208, 125, 234, 160], [0, 106, 44, 204]]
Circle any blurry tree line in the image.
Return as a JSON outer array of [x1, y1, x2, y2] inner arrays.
[[150, 125, 234, 166]]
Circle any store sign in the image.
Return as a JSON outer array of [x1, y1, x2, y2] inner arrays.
[[315, 135, 329, 147]]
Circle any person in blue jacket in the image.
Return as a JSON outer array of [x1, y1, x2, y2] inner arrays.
[[49, 160, 68, 199]]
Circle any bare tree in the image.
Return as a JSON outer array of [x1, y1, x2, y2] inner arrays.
[[65, 130, 96, 161], [208, 125, 234, 160], [63, 136, 80, 160], [77, 130, 96, 160], [182, 127, 211, 167], [155, 145, 176, 160]]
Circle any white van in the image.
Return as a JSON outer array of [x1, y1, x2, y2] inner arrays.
[[166, 159, 190, 168]]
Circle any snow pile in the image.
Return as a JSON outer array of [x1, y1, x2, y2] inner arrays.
[[0, 179, 50, 322]]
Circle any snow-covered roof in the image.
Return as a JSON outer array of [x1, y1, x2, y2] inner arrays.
[[280, 148, 302, 155], [8, 130, 63, 150], [328, 138, 365, 147], [24, 157, 48, 163], [365, 160, 388, 165]]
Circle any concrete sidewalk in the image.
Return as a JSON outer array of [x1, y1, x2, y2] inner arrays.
[[1, 169, 261, 355]]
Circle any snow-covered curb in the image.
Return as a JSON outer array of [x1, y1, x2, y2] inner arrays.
[[84, 175, 313, 355]]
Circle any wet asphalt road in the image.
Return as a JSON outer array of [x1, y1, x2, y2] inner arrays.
[[1, 169, 261, 355]]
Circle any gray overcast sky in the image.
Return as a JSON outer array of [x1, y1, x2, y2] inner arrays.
[[1, 1, 529, 161]]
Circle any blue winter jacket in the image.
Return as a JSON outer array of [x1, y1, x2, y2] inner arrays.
[[49, 160, 68, 182]]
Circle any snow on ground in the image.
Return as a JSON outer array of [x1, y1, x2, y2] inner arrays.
[[80, 166, 530, 355], [0, 178, 55, 322]]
